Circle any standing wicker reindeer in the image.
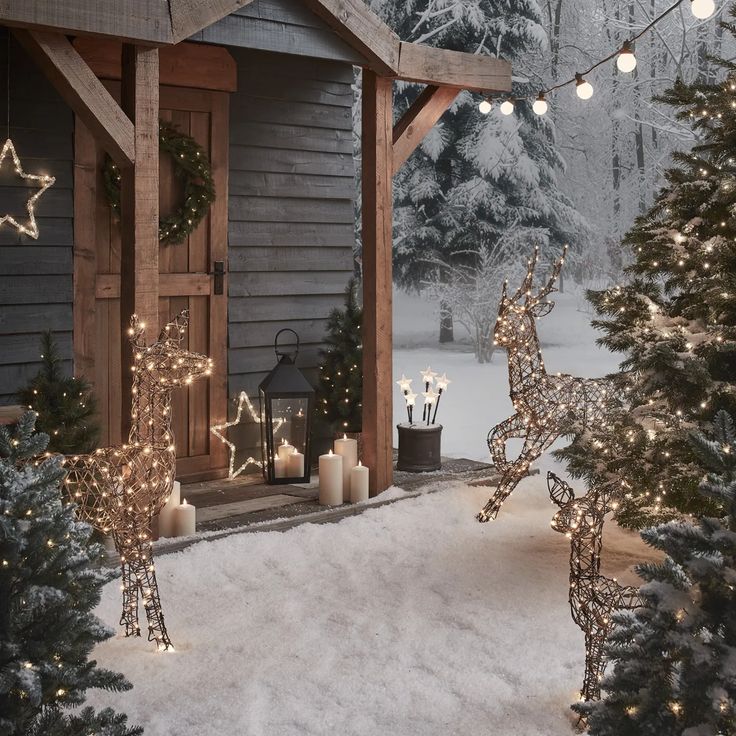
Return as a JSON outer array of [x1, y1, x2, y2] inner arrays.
[[547, 472, 641, 701], [478, 247, 616, 522], [64, 310, 211, 650]]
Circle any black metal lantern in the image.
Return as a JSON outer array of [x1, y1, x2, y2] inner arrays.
[[259, 329, 315, 484]]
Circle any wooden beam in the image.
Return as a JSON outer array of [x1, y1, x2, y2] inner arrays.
[[0, 0, 174, 44], [392, 85, 458, 174], [397, 42, 512, 92], [361, 70, 394, 496], [13, 30, 135, 167], [302, 0, 399, 75], [169, 0, 255, 42], [120, 44, 159, 436], [73, 38, 237, 93]]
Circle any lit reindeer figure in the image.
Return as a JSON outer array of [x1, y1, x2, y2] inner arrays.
[[478, 246, 617, 522], [64, 310, 212, 650], [547, 472, 641, 701]]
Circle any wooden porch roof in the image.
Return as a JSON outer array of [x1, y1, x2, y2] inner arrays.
[[0, 0, 511, 92]]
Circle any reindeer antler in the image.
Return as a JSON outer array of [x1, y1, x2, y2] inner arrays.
[[512, 246, 540, 302], [529, 245, 568, 305], [158, 309, 190, 344], [128, 314, 146, 349]]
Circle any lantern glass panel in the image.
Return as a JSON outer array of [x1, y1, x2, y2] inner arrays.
[[270, 397, 309, 455]]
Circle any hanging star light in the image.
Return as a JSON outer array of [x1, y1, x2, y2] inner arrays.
[[0, 138, 55, 239], [210, 391, 285, 479]]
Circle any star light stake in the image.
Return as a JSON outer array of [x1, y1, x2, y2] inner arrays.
[[420, 366, 438, 421], [0, 138, 55, 239], [423, 387, 438, 426], [210, 391, 285, 479], [404, 390, 417, 424], [432, 373, 451, 424]]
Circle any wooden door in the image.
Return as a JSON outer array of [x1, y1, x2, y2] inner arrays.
[[74, 85, 229, 481]]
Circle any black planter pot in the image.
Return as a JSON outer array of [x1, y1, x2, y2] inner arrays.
[[396, 423, 442, 472]]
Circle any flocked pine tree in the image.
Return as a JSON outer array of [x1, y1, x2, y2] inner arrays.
[[316, 279, 363, 434], [557, 18, 736, 527], [0, 412, 141, 736], [17, 332, 99, 455], [368, 0, 588, 310], [577, 410, 736, 735]]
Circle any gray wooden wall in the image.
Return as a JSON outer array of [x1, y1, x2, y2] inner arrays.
[[226, 47, 356, 398], [0, 35, 74, 404]]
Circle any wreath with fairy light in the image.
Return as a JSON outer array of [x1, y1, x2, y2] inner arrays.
[[102, 120, 215, 246]]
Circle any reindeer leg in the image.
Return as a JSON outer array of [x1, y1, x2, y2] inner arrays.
[[581, 630, 606, 702], [115, 535, 142, 637], [487, 414, 526, 470], [133, 538, 173, 651], [478, 430, 555, 522]]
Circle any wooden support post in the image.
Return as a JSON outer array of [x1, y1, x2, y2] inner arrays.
[[392, 85, 458, 173], [120, 45, 159, 438], [362, 70, 394, 496]]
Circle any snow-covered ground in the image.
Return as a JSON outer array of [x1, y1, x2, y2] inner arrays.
[[87, 286, 656, 735]]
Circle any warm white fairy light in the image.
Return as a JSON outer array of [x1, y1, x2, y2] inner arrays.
[[691, 0, 715, 18], [0, 138, 55, 239], [478, 99, 492, 115], [617, 41, 637, 72], [210, 390, 285, 479], [500, 99, 515, 115], [532, 93, 548, 115], [576, 74, 594, 99]]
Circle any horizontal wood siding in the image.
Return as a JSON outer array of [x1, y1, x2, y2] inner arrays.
[[191, 0, 366, 65], [227, 47, 356, 397], [0, 35, 74, 404]]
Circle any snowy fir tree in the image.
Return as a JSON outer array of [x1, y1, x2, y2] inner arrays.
[[557, 20, 736, 527], [369, 0, 588, 313], [316, 280, 363, 434], [577, 410, 736, 735], [17, 333, 99, 455], [0, 412, 140, 736]]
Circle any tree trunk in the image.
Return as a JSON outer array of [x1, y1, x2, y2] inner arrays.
[[439, 300, 454, 343]]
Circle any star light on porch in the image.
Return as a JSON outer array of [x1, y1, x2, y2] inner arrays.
[[0, 138, 55, 239]]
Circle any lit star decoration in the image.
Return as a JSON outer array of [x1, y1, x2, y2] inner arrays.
[[210, 391, 285, 479], [0, 138, 55, 239]]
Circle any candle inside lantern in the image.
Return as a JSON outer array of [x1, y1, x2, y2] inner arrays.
[[350, 461, 369, 503], [333, 433, 358, 498], [174, 498, 196, 537], [274, 455, 287, 478], [157, 479, 180, 538], [287, 448, 305, 477], [277, 438, 294, 461], [318, 450, 343, 506]]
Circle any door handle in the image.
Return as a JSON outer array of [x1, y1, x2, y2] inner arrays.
[[211, 261, 225, 295]]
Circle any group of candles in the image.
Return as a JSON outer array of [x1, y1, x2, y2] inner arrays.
[[157, 481, 197, 538], [274, 438, 306, 477], [318, 434, 369, 505]]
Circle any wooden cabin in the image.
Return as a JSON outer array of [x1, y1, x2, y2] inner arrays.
[[0, 0, 510, 493]]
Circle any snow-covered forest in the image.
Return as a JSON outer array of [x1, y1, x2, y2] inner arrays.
[[355, 0, 733, 344]]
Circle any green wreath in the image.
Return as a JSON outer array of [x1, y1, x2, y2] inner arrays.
[[103, 120, 216, 246]]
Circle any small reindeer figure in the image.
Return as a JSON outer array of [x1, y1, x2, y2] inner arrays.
[[478, 247, 617, 522], [547, 472, 641, 701], [64, 310, 211, 650]]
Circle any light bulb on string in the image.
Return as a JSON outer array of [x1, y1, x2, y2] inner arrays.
[[500, 99, 515, 116], [575, 74, 594, 100], [478, 99, 492, 115], [691, 0, 715, 19], [532, 92, 548, 116], [616, 41, 637, 73]]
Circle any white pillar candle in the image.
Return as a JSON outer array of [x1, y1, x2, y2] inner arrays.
[[350, 461, 369, 503], [157, 480, 181, 538], [274, 455, 287, 478], [287, 449, 305, 478], [277, 439, 295, 461], [174, 498, 196, 537], [318, 450, 343, 506], [333, 434, 358, 498]]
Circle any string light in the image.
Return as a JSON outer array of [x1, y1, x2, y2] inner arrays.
[[500, 99, 515, 115], [476, 0, 718, 115], [478, 246, 617, 522], [64, 310, 212, 651], [616, 40, 637, 72], [0, 139, 55, 239], [532, 93, 548, 116], [548, 473, 641, 702], [210, 390, 285, 479]]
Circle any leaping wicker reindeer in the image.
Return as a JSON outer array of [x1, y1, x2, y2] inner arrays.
[[64, 310, 211, 650], [477, 247, 617, 522], [547, 472, 641, 701]]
